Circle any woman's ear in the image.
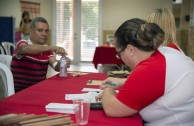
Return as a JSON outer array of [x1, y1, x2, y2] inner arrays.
[[126, 44, 135, 56]]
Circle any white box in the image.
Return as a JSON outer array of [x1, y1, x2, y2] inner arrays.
[[45, 103, 78, 114]]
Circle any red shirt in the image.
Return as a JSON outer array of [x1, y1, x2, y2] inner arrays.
[[11, 40, 54, 92], [167, 42, 181, 51], [116, 50, 165, 110]]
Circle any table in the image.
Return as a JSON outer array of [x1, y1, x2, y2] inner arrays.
[[0, 73, 143, 126], [92, 46, 124, 69]]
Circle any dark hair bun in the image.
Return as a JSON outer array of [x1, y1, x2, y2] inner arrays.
[[136, 23, 165, 51]]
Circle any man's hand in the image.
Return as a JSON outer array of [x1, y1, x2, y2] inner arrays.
[[53, 46, 67, 55]]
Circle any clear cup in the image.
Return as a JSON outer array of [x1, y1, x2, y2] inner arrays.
[[73, 99, 91, 125]]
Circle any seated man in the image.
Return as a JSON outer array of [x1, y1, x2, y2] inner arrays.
[[11, 17, 69, 92]]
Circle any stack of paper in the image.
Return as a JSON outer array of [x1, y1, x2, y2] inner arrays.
[[45, 103, 78, 114]]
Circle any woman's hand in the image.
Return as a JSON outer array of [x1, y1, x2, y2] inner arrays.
[[100, 77, 127, 89], [95, 92, 103, 102]]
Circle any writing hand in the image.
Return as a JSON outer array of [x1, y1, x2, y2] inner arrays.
[[95, 92, 102, 102], [100, 77, 126, 89]]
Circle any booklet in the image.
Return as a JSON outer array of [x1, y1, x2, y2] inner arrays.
[[45, 103, 78, 114]]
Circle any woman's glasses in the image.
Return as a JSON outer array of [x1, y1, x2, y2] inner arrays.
[[115, 46, 126, 59]]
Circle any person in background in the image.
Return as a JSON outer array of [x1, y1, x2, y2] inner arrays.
[[96, 18, 194, 126], [19, 11, 32, 40], [147, 8, 184, 52], [11, 17, 70, 92]]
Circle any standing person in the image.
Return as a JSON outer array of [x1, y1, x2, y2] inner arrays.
[[19, 11, 32, 40], [11, 17, 70, 92], [96, 18, 194, 126], [147, 8, 183, 52]]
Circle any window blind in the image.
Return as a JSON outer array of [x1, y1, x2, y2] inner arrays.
[[56, 0, 101, 62]]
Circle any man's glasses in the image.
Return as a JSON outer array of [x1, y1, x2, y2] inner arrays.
[[115, 46, 126, 59]]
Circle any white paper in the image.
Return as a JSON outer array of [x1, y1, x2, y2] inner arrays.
[[81, 88, 101, 92], [45, 103, 78, 114], [65, 92, 101, 103]]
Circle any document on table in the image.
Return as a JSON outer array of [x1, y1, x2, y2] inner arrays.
[[81, 88, 101, 92], [65, 92, 101, 103]]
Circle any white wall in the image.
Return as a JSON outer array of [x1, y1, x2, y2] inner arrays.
[[0, 0, 52, 30], [0, 0, 21, 28], [103, 0, 172, 30], [0, 0, 172, 44]]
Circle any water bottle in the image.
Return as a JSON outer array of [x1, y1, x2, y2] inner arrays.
[[59, 55, 67, 77]]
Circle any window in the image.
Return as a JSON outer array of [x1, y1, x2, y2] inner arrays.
[[56, 0, 74, 60], [55, 0, 102, 63]]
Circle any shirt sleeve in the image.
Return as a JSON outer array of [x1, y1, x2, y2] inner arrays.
[[116, 51, 165, 110], [14, 41, 28, 59]]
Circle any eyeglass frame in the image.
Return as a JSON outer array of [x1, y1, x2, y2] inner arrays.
[[115, 46, 127, 59]]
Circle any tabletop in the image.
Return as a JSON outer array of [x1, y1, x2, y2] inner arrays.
[[0, 72, 143, 126], [92, 46, 124, 69]]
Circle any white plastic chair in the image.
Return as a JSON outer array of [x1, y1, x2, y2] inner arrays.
[[0, 62, 15, 97], [1, 41, 16, 55], [0, 55, 12, 68], [0, 45, 5, 54]]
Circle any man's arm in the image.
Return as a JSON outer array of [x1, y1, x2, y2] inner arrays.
[[17, 44, 68, 72], [17, 44, 60, 55]]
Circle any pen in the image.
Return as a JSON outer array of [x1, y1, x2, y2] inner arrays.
[[105, 82, 116, 87]]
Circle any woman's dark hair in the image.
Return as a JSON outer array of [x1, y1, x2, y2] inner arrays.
[[114, 18, 165, 51], [22, 11, 30, 18], [20, 11, 31, 27]]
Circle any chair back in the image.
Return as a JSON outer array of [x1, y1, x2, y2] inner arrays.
[[0, 45, 5, 54], [1, 41, 16, 55], [0, 55, 12, 68], [0, 62, 15, 97]]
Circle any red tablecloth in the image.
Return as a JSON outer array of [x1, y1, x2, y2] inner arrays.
[[0, 73, 142, 126], [92, 46, 124, 69]]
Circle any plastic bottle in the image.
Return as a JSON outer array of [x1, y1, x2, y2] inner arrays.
[[59, 55, 67, 77]]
